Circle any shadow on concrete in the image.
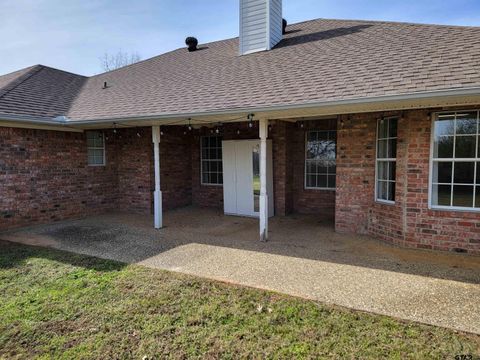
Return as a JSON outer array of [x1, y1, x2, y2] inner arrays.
[[1, 206, 478, 285]]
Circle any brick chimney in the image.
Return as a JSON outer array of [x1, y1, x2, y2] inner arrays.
[[239, 0, 283, 55]]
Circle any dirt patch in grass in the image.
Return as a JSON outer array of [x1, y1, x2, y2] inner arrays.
[[0, 240, 478, 359]]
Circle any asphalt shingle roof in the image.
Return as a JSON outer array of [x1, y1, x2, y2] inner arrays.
[[0, 65, 86, 118], [1, 18, 480, 121]]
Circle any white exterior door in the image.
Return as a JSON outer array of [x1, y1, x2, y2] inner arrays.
[[222, 139, 273, 217]]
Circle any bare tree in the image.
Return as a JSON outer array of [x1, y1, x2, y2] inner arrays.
[[99, 50, 141, 72]]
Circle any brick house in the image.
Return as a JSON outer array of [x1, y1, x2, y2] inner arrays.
[[1, 0, 480, 253]]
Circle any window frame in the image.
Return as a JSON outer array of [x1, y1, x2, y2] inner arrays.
[[200, 135, 223, 186], [375, 117, 398, 205], [304, 130, 337, 191], [86, 130, 106, 167], [428, 110, 480, 212]]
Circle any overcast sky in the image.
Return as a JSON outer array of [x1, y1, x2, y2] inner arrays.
[[1, 0, 479, 76]]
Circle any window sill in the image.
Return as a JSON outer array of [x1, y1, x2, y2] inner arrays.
[[304, 187, 336, 191], [201, 183, 223, 187], [88, 164, 106, 167], [375, 199, 395, 205], [429, 205, 480, 213]]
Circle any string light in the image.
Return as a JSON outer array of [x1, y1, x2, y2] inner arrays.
[[248, 113, 254, 128], [188, 118, 192, 131], [136, 128, 141, 137]]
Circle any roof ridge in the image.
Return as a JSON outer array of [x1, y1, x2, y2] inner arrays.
[[0, 65, 45, 101], [296, 17, 480, 29]]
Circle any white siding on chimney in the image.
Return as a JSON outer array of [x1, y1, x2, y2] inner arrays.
[[268, 0, 283, 48], [239, 0, 282, 55]]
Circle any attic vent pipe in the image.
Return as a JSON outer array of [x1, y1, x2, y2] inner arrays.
[[102, 81, 108, 89], [282, 19, 287, 34], [185, 37, 198, 52]]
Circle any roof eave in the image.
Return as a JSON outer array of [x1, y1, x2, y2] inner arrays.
[[66, 86, 480, 127], [2, 86, 480, 130]]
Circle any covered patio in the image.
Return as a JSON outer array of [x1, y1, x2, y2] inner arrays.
[[2, 206, 479, 334]]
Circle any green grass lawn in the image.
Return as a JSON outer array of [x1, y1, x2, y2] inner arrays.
[[0, 241, 478, 359]]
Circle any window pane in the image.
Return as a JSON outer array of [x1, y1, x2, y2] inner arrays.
[[455, 136, 476, 158], [94, 134, 104, 147], [388, 161, 396, 180], [477, 162, 480, 185], [210, 173, 218, 185], [432, 184, 451, 206], [454, 162, 475, 184], [306, 174, 316, 188], [388, 118, 398, 138], [329, 164, 336, 175], [306, 161, 315, 174], [325, 140, 336, 160], [378, 119, 388, 138], [93, 149, 103, 158], [434, 136, 454, 158], [378, 161, 388, 180], [452, 185, 474, 207], [476, 187, 480, 208], [388, 138, 397, 158], [317, 175, 327, 188], [456, 112, 478, 135], [433, 162, 452, 183], [377, 181, 388, 200], [87, 137, 95, 147], [88, 154, 95, 165], [388, 182, 396, 201], [317, 161, 327, 174], [435, 116, 455, 136], [317, 131, 328, 141], [377, 139, 388, 158], [202, 173, 209, 184], [307, 131, 317, 142], [328, 175, 336, 188], [202, 161, 210, 172]]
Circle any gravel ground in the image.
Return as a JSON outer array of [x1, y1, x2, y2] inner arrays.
[[2, 206, 479, 334]]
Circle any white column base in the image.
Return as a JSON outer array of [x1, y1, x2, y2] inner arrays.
[[153, 190, 163, 229], [259, 194, 268, 241]]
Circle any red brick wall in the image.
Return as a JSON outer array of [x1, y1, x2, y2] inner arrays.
[[0, 127, 119, 230], [116, 127, 153, 213], [0, 126, 193, 231], [291, 119, 336, 219], [160, 127, 192, 210], [336, 109, 480, 254]]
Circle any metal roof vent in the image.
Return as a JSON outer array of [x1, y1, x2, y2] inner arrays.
[[185, 37, 198, 52], [282, 19, 287, 34]]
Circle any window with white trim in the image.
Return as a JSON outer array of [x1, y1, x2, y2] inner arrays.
[[86, 131, 105, 166], [430, 111, 480, 210], [305, 130, 336, 189], [201, 136, 223, 185], [376, 117, 397, 202]]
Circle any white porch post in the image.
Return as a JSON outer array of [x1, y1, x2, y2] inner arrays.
[[259, 119, 268, 241], [152, 125, 163, 229]]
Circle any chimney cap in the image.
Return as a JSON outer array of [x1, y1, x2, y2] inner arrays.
[[185, 37, 198, 52]]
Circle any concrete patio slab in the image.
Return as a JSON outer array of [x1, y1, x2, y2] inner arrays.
[[1, 207, 479, 334]]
